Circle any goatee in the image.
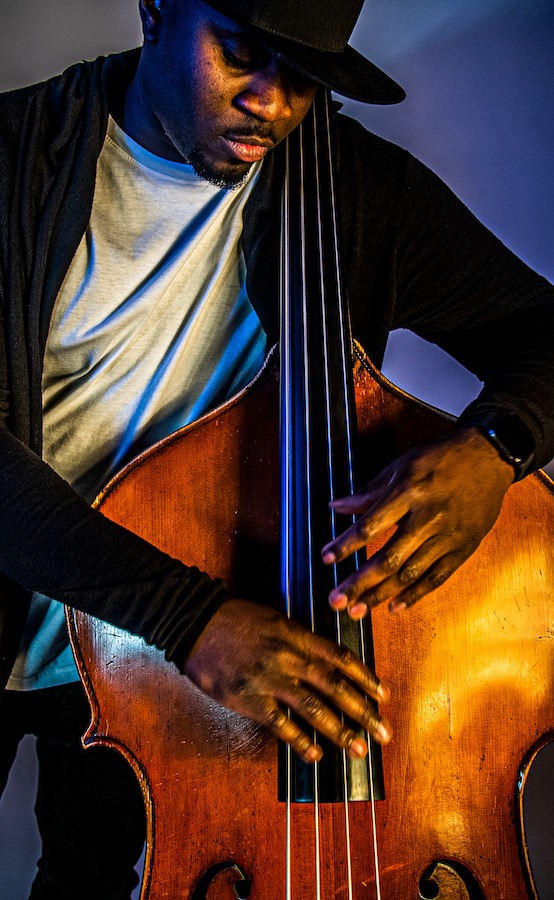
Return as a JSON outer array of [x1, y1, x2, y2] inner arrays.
[[188, 147, 249, 190]]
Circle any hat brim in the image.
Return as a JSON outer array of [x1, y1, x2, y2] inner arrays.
[[203, 0, 405, 104], [242, 25, 405, 105], [279, 42, 405, 104]]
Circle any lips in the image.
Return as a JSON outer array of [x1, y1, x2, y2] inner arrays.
[[223, 136, 273, 163]]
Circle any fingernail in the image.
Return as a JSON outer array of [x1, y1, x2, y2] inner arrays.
[[322, 550, 336, 564], [329, 590, 348, 608], [377, 719, 392, 743], [349, 737, 367, 758], [349, 601, 367, 619], [305, 745, 323, 763], [377, 682, 390, 703], [389, 599, 406, 614]]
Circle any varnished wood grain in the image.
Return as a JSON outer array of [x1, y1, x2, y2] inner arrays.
[[68, 349, 554, 898]]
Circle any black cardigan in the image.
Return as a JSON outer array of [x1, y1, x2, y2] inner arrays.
[[0, 51, 553, 689]]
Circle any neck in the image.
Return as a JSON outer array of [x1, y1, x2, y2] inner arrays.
[[118, 68, 188, 163]]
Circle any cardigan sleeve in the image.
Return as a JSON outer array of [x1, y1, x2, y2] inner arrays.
[[0, 422, 231, 668], [332, 115, 554, 472], [391, 153, 554, 472]]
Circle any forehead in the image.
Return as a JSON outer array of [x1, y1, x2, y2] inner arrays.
[[160, 0, 316, 92], [169, 0, 258, 42]]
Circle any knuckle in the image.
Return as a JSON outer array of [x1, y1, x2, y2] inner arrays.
[[378, 549, 402, 576], [360, 706, 379, 731], [360, 708, 381, 734], [299, 692, 326, 720], [354, 518, 373, 544], [228, 675, 249, 695], [335, 643, 356, 667], [443, 521, 464, 542], [428, 567, 450, 589], [264, 705, 288, 729], [263, 709, 314, 759], [326, 668, 350, 697], [266, 634, 292, 655], [398, 564, 420, 584], [338, 726, 358, 749], [293, 733, 315, 755]]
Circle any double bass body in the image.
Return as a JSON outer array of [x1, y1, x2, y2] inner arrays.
[[69, 348, 554, 899]]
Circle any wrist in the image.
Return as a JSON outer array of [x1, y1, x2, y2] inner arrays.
[[458, 411, 535, 481]]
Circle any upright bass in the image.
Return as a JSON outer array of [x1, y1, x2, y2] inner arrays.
[[68, 92, 554, 899]]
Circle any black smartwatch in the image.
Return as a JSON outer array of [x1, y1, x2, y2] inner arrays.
[[464, 411, 535, 481]]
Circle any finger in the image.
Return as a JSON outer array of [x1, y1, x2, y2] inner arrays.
[[290, 658, 393, 743], [387, 549, 472, 613], [322, 493, 410, 565], [328, 464, 399, 515], [253, 698, 324, 763], [328, 491, 379, 516], [229, 652, 392, 762], [327, 525, 436, 613], [299, 631, 390, 704], [249, 690, 372, 764], [276, 681, 392, 755], [340, 547, 469, 618]]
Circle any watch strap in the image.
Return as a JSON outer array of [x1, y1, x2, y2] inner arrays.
[[461, 411, 535, 481]]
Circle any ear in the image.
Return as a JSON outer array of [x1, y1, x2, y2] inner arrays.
[[139, 0, 163, 44]]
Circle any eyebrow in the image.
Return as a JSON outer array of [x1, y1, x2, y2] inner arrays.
[[211, 23, 267, 53]]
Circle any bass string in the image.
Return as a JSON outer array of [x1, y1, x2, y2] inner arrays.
[[298, 110, 324, 900], [281, 115, 323, 900], [283, 99, 342, 900], [313, 90, 384, 899], [281, 94, 383, 899], [306, 97, 355, 900], [281, 126, 293, 900]]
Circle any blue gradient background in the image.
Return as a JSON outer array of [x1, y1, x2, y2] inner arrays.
[[0, 1, 552, 896]]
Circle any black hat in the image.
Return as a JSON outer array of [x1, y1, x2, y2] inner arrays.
[[205, 0, 405, 104]]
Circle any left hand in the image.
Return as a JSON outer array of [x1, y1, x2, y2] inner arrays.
[[183, 598, 392, 763], [321, 426, 515, 617]]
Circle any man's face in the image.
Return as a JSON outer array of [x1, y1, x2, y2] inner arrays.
[[128, 0, 318, 186]]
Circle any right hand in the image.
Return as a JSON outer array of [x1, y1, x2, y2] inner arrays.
[[183, 598, 392, 764]]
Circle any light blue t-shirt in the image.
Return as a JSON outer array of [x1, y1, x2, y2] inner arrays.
[[7, 119, 266, 690]]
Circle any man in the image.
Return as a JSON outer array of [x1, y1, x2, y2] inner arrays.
[[0, 0, 553, 896]]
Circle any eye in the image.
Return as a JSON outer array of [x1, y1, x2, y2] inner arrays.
[[222, 43, 248, 68], [221, 38, 265, 71]]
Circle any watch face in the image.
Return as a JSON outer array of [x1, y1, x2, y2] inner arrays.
[[481, 412, 535, 477], [491, 414, 534, 461]]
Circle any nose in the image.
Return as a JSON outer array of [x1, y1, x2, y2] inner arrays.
[[235, 60, 298, 123]]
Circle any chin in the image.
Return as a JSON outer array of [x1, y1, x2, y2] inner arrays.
[[188, 148, 251, 189]]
